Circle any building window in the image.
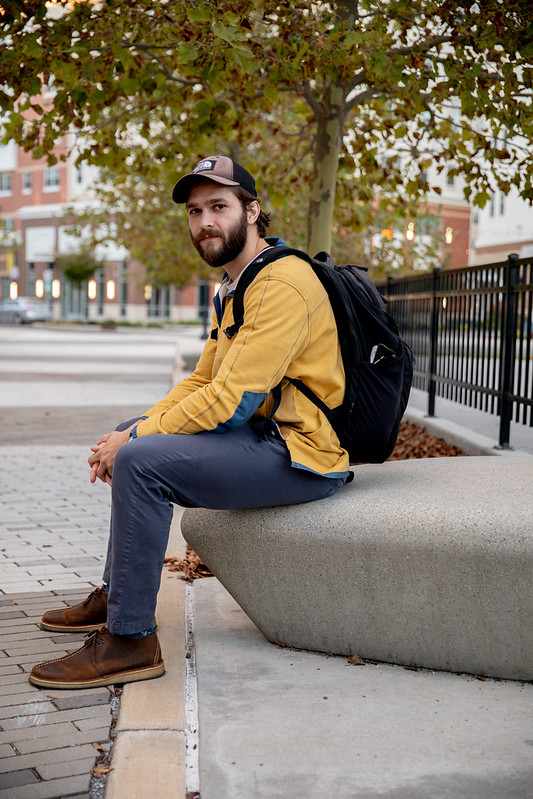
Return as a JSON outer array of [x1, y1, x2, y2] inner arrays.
[[147, 286, 170, 318], [418, 215, 440, 237], [499, 192, 505, 216], [28, 263, 35, 297], [119, 260, 127, 317], [97, 268, 105, 314], [75, 164, 84, 185], [446, 172, 455, 187], [0, 173, 12, 193], [23, 172, 32, 192], [43, 166, 60, 191]]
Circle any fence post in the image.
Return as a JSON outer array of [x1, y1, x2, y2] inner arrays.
[[498, 253, 519, 448], [427, 266, 441, 417]]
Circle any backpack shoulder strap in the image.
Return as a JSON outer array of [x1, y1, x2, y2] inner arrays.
[[223, 246, 313, 339]]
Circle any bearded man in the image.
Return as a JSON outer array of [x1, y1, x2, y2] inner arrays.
[[29, 156, 350, 689]]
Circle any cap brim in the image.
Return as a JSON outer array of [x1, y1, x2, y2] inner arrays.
[[172, 173, 240, 203]]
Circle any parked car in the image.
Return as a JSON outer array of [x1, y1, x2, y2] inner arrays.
[[0, 297, 52, 324]]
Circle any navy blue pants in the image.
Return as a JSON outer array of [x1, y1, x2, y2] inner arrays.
[[102, 421, 346, 634]]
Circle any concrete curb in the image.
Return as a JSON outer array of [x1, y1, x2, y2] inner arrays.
[[404, 407, 532, 457], [105, 510, 188, 799]]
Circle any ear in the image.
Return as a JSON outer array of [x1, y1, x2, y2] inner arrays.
[[246, 200, 261, 225]]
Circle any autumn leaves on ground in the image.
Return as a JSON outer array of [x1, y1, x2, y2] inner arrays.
[[165, 421, 466, 581], [387, 421, 465, 461]]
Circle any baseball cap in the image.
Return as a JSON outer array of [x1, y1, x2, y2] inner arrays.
[[172, 155, 257, 203]]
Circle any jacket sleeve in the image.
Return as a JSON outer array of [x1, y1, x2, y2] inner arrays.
[[134, 273, 311, 436]]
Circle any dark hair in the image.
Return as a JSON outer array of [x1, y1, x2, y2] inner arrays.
[[232, 186, 271, 238]]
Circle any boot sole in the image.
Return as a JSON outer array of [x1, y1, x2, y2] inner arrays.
[[40, 621, 105, 633], [29, 662, 165, 689], [40, 618, 158, 634]]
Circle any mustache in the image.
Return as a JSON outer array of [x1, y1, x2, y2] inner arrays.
[[196, 229, 222, 242]]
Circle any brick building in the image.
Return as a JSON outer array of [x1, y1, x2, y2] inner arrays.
[[0, 136, 201, 324]]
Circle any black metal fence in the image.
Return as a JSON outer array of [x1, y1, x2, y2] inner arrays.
[[377, 253, 533, 449]]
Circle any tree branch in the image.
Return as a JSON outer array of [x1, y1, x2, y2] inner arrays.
[[87, 87, 185, 132], [301, 80, 324, 117], [335, 1, 360, 26], [389, 34, 469, 56], [345, 86, 380, 113], [345, 71, 368, 96]]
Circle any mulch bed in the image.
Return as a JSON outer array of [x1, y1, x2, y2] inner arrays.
[[388, 420, 466, 460], [165, 421, 466, 581]]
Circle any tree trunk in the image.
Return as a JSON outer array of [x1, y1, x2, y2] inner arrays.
[[306, 84, 346, 255]]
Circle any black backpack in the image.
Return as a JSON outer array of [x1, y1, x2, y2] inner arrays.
[[222, 246, 414, 464]]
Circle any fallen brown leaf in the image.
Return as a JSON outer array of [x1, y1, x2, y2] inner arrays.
[[347, 654, 365, 665], [165, 549, 213, 580], [92, 765, 113, 776]]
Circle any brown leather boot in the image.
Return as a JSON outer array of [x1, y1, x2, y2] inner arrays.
[[40, 585, 108, 632], [29, 626, 165, 689]]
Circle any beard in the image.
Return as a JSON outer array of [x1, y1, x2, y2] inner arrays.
[[191, 208, 249, 268]]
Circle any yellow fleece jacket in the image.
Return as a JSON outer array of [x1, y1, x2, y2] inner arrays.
[[135, 253, 350, 478]]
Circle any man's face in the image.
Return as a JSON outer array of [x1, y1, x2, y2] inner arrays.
[[187, 181, 249, 268]]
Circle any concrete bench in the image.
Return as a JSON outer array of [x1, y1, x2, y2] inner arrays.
[[181, 454, 533, 681]]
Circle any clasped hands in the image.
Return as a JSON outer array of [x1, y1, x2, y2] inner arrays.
[[88, 426, 134, 485]]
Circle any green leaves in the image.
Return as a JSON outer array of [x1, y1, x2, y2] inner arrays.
[[231, 46, 258, 75], [55, 246, 103, 287], [178, 43, 199, 65], [186, 9, 210, 24], [212, 22, 247, 45], [1, 0, 532, 281], [24, 37, 42, 59]]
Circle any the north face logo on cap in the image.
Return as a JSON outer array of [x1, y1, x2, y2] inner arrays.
[[193, 160, 216, 173]]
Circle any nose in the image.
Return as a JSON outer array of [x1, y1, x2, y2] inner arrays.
[[195, 208, 216, 228]]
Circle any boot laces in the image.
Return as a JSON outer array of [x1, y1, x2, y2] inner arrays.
[[82, 586, 105, 608], [84, 626, 107, 647]]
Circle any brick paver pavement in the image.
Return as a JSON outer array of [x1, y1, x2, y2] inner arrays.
[[0, 588, 115, 799], [0, 446, 116, 799], [0, 325, 189, 798]]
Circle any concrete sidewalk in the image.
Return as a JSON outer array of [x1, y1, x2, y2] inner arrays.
[[106, 503, 533, 799], [188, 580, 533, 799]]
